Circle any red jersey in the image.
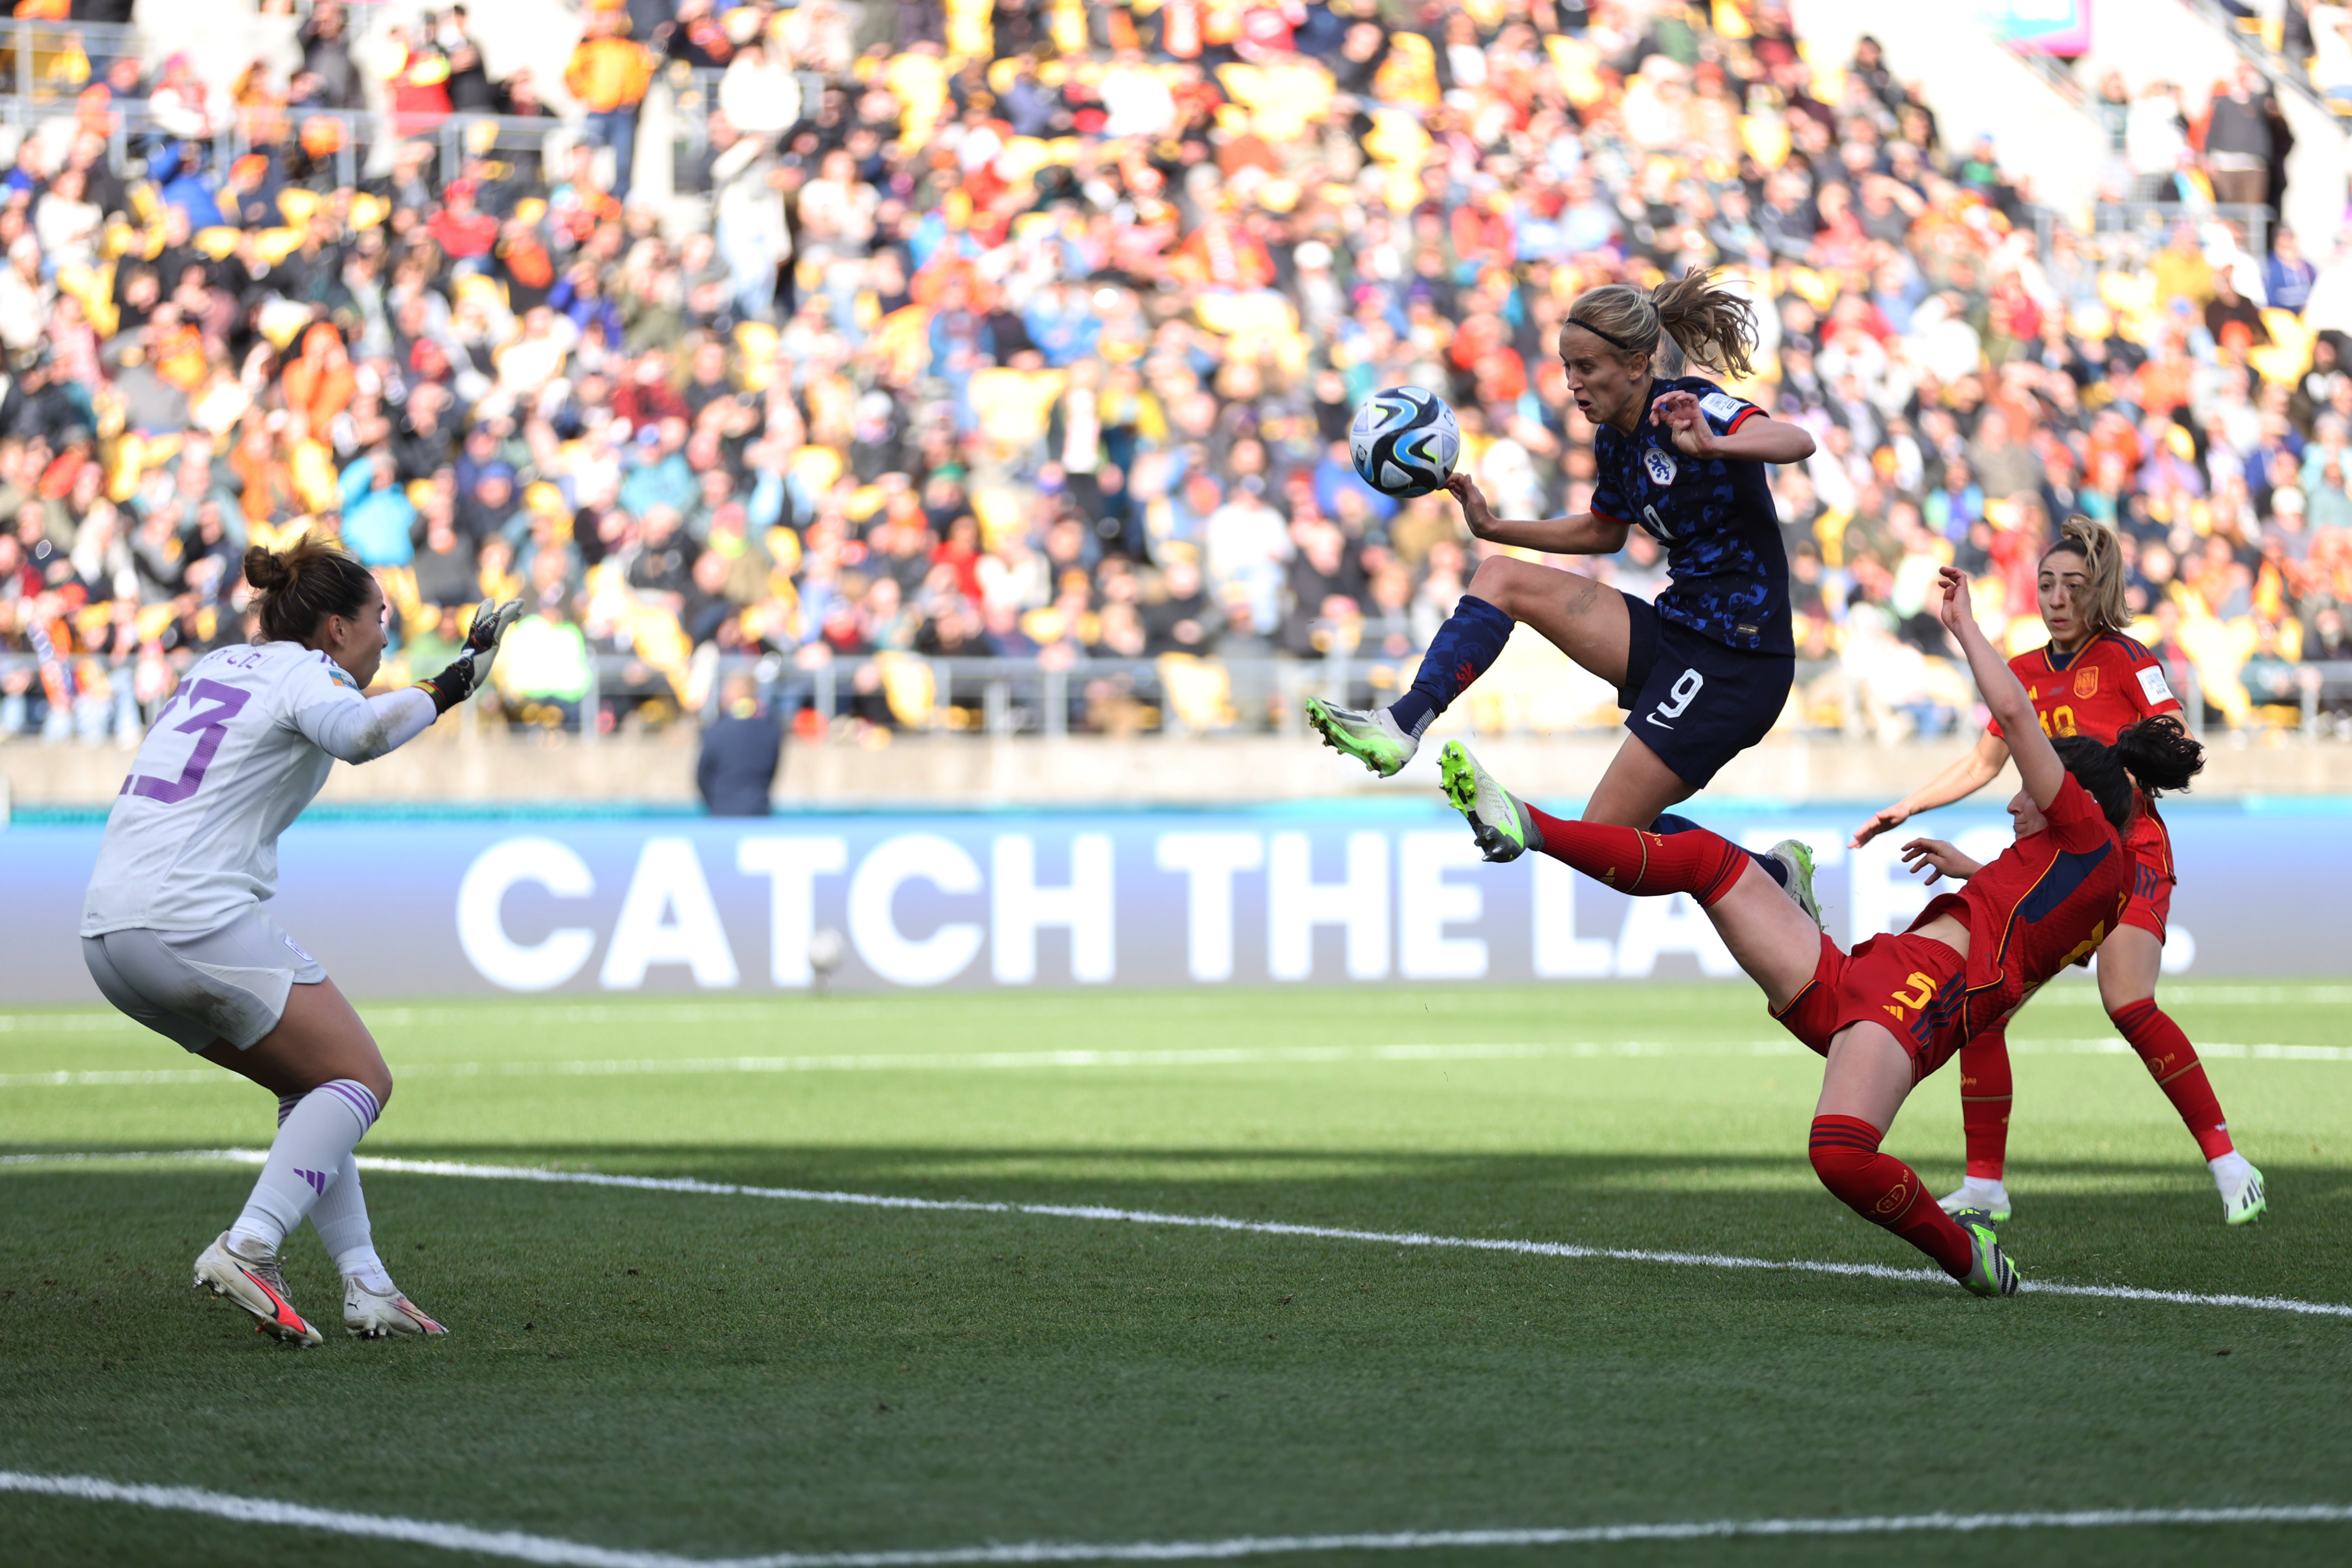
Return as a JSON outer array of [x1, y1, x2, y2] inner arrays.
[[1913, 774, 2133, 1039], [1987, 631, 2181, 745], [1990, 629, 2184, 885]]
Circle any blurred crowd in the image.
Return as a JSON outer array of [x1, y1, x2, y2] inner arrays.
[[4, 0, 2352, 747]]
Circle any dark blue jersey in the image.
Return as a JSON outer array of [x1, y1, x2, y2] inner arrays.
[[1590, 376, 1792, 656]]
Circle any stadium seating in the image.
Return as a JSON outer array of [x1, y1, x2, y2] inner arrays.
[[2, 0, 2351, 752]]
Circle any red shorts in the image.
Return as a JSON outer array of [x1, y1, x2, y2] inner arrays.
[[1772, 929, 1969, 1084], [2120, 813, 2175, 941]]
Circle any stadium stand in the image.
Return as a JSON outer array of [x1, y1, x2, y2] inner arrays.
[[4, 0, 2352, 757]]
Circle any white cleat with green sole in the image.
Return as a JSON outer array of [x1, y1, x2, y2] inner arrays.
[[1438, 742, 1543, 863], [1304, 697, 1416, 778], [2216, 1158, 2267, 1226]]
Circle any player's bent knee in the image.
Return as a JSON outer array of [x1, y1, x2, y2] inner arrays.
[[1466, 555, 1531, 614], [1808, 1136, 1871, 1189]]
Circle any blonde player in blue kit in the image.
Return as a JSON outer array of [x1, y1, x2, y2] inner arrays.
[[80, 537, 520, 1345]]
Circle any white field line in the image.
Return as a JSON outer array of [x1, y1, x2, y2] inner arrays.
[[0, 982, 2348, 1036], [1, 1472, 2348, 1567], [6, 1035, 2352, 1090], [6, 1148, 2348, 1319], [0, 1040, 1782, 1088]]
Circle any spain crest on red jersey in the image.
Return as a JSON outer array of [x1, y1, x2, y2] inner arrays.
[[2074, 666, 2099, 699]]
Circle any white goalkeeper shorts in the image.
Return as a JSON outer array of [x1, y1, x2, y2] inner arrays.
[[82, 906, 329, 1053]]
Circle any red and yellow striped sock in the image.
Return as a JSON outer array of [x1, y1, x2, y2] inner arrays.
[[1520, 810, 1751, 907]]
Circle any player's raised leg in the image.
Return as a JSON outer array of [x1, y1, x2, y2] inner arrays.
[[2098, 925, 2264, 1224], [1440, 741, 1819, 989], [1308, 556, 1584, 778]]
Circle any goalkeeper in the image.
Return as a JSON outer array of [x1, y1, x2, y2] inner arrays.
[[78, 537, 521, 1346]]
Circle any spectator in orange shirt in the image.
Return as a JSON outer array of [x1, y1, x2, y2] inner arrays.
[[563, 10, 655, 201], [2134, 327, 2198, 418], [283, 322, 356, 431], [228, 417, 298, 526], [1173, 205, 1274, 290]]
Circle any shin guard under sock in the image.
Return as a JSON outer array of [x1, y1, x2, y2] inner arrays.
[[1809, 1114, 1974, 1277], [230, 1079, 381, 1255], [277, 1092, 388, 1281], [1390, 594, 1514, 737], [1649, 812, 1790, 889], [2110, 999, 2235, 1159], [1957, 1028, 2014, 1180], [308, 1153, 391, 1290], [1524, 809, 1750, 905]]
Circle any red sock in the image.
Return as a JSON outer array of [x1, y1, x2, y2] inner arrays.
[[1523, 809, 1749, 906], [1957, 1027, 2013, 1181], [1809, 1114, 1974, 1277], [2110, 999, 2235, 1160]]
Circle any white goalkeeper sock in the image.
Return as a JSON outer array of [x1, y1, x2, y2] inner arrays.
[[227, 1080, 380, 1257], [308, 1152, 393, 1291]]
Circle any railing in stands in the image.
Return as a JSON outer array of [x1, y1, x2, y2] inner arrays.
[[2089, 199, 2273, 266], [0, 19, 139, 103], [0, 94, 571, 193], [10, 653, 2352, 744], [2179, 0, 2351, 127]]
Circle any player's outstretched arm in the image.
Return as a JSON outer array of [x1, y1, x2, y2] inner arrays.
[[1652, 392, 1815, 463], [1937, 568, 2065, 810], [302, 598, 528, 765], [1444, 472, 1631, 555], [1899, 837, 1985, 884], [300, 686, 437, 764], [1851, 728, 2012, 847]]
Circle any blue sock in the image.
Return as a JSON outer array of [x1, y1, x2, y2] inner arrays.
[[1391, 594, 1514, 737], [1647, 813, 1788, 888]]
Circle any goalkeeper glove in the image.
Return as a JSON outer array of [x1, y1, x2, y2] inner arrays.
[[415, 596, 525, 713]]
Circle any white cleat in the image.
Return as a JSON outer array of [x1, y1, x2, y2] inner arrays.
[[1438, 741, 1541, 863], [1763, 840, 1824, 928], [344, 1275, 449, 1339], [2214, 1157, 2267, 1226], [1304, 696, 1417, 777], [1938, 1180, 2012, 1224], [194, 1232, 323, 1346]]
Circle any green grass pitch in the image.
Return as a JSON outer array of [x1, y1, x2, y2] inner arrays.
[[2, 981, 2349, 1566]]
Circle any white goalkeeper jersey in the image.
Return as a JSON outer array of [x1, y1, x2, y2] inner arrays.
[[82, 641, 433, 936]]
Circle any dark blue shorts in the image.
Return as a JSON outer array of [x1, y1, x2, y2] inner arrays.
[[1614, 593, 1794, 788]]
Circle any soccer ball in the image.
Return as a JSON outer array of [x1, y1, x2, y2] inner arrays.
[[1349, 387, 1461, 498]]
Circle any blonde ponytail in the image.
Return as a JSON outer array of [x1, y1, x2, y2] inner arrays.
[[1565, 268, 1761, 380]]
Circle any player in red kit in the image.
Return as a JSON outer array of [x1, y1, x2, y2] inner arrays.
[[1436, 567, 2208, 1296], [1854, 520, 2264, 1226]]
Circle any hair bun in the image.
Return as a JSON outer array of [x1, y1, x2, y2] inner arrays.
[[2115, 714, 2205, 798], [241, 534, 377, 646], [242, 545, 290, 591]]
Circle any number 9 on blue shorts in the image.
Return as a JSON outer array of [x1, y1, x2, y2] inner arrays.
[[1613, 593, 1795, 789]]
